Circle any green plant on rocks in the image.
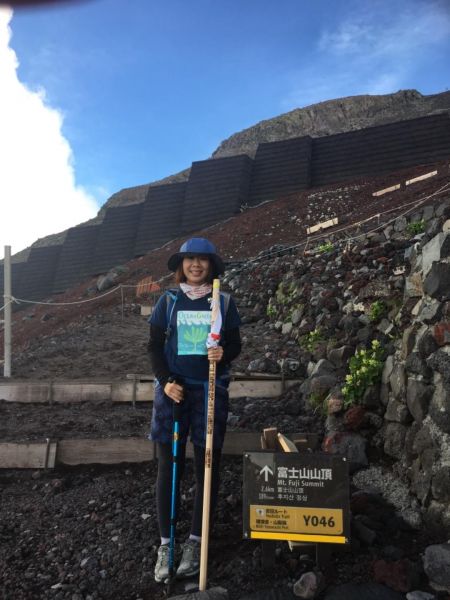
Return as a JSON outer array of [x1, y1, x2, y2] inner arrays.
[[316, 241, 334, 254], [266, 299, 277, 320], [299, 328, 324, 352], [275, 283, 289, 305], [326, 336, 338, 352], [407, 219, 425, 236], [308, 391, 327, 416], [369, 300, 387, 323], [275, 281, 298, 306], [341, 340, 384, 408]]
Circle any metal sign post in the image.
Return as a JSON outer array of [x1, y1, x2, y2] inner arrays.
[[3, 245, 12, 378], [243, 452, 350, 545]]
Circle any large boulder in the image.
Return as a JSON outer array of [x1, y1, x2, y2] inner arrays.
[[384, 423, 408, 459], [404, 353, 432, 379], [416, 298, 443, 324], [389, 364, 406, 400], [428, 375, 450, 433], [423, 543, 450, 592], [431, 466, 450, 502], [427, 350, 450, 384], [423, 263, 450, 299], [372, 558, 420, 593], [406, 379, 433, 422], [385, 398, 411, 423], [421, 231, 450, 277], [322, 431, 368, 472]]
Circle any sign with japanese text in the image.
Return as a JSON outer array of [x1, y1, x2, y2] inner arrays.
[[243, 452, 350, 544]]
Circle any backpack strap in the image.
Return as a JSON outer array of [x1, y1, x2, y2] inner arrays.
[[219, 291, 231, 334], [165, 289, 179, 341]]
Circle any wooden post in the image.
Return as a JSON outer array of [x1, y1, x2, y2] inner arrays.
[[199, 279, 220, 591], [131, 374, 137, 410], [3, 245, 12, 378]]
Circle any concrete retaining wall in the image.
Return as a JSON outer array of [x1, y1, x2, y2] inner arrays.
[[11, 114, 450, 301]]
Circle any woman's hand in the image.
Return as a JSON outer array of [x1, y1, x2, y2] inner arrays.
[[207, 346, 224, 363], [164, 381, 184, 403]]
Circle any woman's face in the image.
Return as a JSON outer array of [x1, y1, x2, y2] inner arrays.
[[182, 255, 210, 286]]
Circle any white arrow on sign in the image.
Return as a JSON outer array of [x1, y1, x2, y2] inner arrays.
[[259, 465, 274, 482]]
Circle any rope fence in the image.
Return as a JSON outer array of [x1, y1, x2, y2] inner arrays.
[[243, 180, 450, 265]]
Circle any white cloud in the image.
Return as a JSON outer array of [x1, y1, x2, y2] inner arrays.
[[0, 8, 98, 257], [284, 0, 450, 110], [319, 2, 450, 59], [319, 22, 374, 55]]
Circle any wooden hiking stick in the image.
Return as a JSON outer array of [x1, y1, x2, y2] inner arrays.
[[199, 278, 220, 591]]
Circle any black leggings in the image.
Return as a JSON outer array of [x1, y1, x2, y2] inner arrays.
[[156, 443, 222, 538]]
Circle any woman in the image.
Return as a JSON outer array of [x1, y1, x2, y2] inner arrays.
[[147, 237, 241, 583]]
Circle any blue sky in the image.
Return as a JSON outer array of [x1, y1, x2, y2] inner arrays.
[[1, 0, 449, 253]]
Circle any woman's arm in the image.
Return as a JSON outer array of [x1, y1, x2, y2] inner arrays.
[[147, 323, 171, 388], [221, 326, 241, 363]]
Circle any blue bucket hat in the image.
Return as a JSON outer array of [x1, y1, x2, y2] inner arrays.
[[167, 238, 225, 275]]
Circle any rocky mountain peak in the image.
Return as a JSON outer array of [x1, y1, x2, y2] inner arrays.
[[212, 89, 450, 159]]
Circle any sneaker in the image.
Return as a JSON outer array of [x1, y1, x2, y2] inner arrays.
[[154, 544, 170, 583], [176, 539, 201, 578]]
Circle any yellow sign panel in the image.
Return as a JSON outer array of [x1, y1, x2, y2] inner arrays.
[[250, 505, 343, 536], [250, 532, 347, 544]]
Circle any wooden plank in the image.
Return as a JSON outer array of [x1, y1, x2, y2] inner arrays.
[[52, 383, 111, 403], [263, 427, 279, 450], [0, 378, 301, 404], [126, 373, 160, 381], [277, 432, 299, 453], [372, 184, 401, 197], [136, 382, 153, 402], [0, 382, 49, 403], [233, 372, 285, 380], [0, 441, 57, 469], [1, 432, 313, 467], [57, 432, 267, 464], [405, 170, 437, 186], [185, 432, 265, 458], [229, 379, 300, 398], [306, 217, 338, 235], [57, 438, 154, 465], [111, 381, 154, 402], [222, 431, 264, 455], [45, 440, 57, 468]]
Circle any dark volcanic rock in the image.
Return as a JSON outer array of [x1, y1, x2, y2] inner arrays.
[[423, 262, 450, 299]]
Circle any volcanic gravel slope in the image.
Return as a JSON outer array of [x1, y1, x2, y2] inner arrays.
[[0, 461, 443, 600]]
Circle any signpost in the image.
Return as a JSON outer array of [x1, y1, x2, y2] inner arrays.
[[243, 452, 350, 545]]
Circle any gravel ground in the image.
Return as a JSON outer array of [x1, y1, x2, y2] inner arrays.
[[0, 460, 443, 600]]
